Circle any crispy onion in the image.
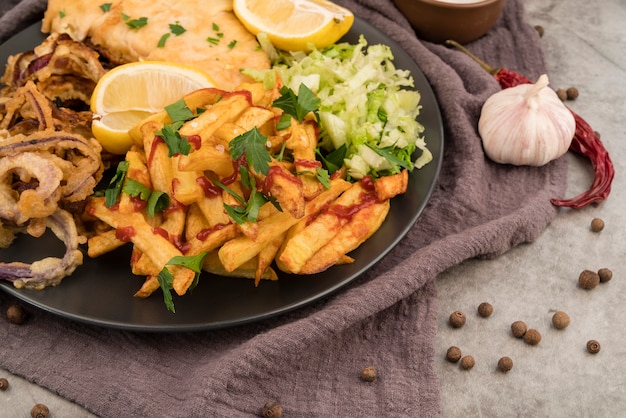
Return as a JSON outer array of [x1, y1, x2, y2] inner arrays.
[[0, 209, 83, 290], [0, 152, 63, 225]]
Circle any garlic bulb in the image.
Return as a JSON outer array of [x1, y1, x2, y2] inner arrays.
[[478, 74, 576, 166]]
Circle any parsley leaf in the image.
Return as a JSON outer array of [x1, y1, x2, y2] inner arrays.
[[228, 40, 237, 49], [123, 179, 151, 200], [169, 21, 186, 36], [366, 144, 411, 174], [316, 168, 331, 189], [99, 3, 112, 12], [125, 16, 148, 29], [229, 127, 271, 176], [157, 33, 170, 48], [157, 268, 176, 313], [316, 144, 346, 175], [165, 99, 196, 123], [104, 161, 129, 207], [146, 191, 169, 217], [273, 84, 320, 123], [158, 252, 208, 313], [155, 123, 191, 157]]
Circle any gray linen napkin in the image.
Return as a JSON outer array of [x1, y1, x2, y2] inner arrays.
[[0, 0, 566, 416]]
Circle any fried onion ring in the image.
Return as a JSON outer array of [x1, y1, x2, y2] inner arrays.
[[0, 152, 63, 225], [0, 209, 83, 290]]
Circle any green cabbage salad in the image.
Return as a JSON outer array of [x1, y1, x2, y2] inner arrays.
[[244, 34, 432, 180]]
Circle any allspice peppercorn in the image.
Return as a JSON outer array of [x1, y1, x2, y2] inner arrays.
[[497, 356, 513, 373], [523, 329, 542, 346], [0, 377, 8, 391], [360, 366, 377, 382], [477, 302, 493, 318], [30, 403, 49, 418], [446, 346, 462, 363], [261, 401, 283, 418], [534, 25, 545, 37], [598, 268, 613, 283], [552, 311, 570, 330], [460, 355, 475, 370], [586, 340, 601, 354], [511, 321, 527, 338], [6, 304, 27, 325], [449, 310, 466, 328], [579, 269, 600, 290], [590, 217, 605, 232], [566, 87, 579, 100], [556, 88, 568, 101]]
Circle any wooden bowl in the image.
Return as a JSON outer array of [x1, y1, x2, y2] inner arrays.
[[393, 0, 507, 44]]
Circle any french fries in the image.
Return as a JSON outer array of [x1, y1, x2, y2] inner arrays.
[[86, 81, 409, 304]]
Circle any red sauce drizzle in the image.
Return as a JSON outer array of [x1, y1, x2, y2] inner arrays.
[[222, 154, 247, 186], [131, 196, 147, 212], [196, 176, 221, 198], [171, 235, 191, 254], [186, 134, 202, 150], [360, 176, 376, 192], [196, 223, 227, 241], [152, 227, 169, 240], [263, 165, 303, 195], [148, 136, 165, 167], [294, 159, 322, 170], [115, 226, 136, 242]]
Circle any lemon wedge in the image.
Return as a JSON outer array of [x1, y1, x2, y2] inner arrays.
[[90, 61, 215, 154], [233, 0, 354, 51]]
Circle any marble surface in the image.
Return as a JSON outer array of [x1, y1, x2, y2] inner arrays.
[[1, 0, 625, 416]]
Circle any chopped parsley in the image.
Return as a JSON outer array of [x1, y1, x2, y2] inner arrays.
[[272, 84, 320, 127], [158, 252, 208, 313], [154, 99, 199, 156], [122, 14, 148, 29], [59, 10, 66, 18], [158, 21, 187, 47], [104, 160, 129, 207], [228, 40, 237, 49], [99, 3, 112, 12], [229, 127, 271, 176], [123, 179, 170, 217], [169, 21, 186, 36]]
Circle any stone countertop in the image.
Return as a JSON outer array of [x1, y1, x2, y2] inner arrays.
[[1, 0, 625, 416]]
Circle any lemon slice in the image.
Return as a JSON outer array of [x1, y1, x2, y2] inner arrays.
[[90, 61, 215, 154], [233, 0, 354, 51]]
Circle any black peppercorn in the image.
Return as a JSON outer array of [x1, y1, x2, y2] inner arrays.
[[449, 311, 466, 328], [30, 403, 49, 418], [477, 302, 493, 318], [598, 268, 613, 283], [261, 401, 283, 418], [460, 355, 475, 370], [523, 329, 542, 346], [6, 304, 27, 325], [497, 356, 513, 372], [586, 340, 601, 354], [552, 311, 570, 330], [590, 217, 605, 232], [579, 269, 600, 290], [0, 377, 8, 391], [511, 321, 527, 338], [446, 346, 462, 363], [360, 366, 377, 382]]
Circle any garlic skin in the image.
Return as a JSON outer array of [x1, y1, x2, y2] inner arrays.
[[478, 74, 576, 166]]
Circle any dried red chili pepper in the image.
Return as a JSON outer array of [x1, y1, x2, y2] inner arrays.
[[446, 40, 614, 209]]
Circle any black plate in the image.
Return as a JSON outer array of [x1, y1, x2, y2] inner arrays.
[[0, 17, 443, 332]]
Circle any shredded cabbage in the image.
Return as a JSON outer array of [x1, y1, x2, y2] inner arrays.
[[245, 34, 432, 179]]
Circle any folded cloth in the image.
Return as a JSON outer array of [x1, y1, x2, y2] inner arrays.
[[0, 0, 566, 416]]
